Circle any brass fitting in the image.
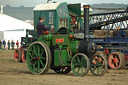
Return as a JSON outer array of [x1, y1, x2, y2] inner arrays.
[[83, 5, 90, 8]]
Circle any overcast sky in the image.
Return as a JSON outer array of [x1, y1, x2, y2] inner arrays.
[[0, 0, 128, 7]]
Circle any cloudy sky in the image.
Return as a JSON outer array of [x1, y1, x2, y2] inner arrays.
[[0, 0, 128, 7]]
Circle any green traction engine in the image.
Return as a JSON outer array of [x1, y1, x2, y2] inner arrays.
[[25, 3, 107, 77]]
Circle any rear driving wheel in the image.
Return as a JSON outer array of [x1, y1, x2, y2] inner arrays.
[[26, 41, 51, 74]]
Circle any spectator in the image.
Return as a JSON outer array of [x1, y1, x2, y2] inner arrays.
[[3, 40, 6, 50], [16, 40, 19, 49], [7, 40, 10, 50], [11, 40, 15, 50], [0, 40, 2, 49]]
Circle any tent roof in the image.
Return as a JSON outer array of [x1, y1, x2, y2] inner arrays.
[[0, 13, 34, 31]]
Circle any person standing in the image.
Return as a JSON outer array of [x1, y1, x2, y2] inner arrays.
[[0, 40, 2, 50], [11, 40, 15, 50], [16, 40, 19, 49], [3, 40, 6, 50], [7, 40, 10, 50]]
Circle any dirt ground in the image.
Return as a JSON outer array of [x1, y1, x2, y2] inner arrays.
[[0, 50, 128, 85]]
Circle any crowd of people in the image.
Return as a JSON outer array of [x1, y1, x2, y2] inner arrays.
[[0, 40, 19, 50]]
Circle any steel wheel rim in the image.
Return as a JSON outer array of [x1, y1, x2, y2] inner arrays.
[[21, 50, 26, 63], [90, 54, 107, 76], [26, 42, 49, 74], [108, 53, 120, 69], [14, 50, 19, 61], [71, 53, 89, 77]]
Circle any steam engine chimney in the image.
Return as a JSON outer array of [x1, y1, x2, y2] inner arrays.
[[83, 5, 90, 39]]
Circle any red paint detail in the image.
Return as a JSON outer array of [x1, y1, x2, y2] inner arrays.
[[108, 53, 120, 69], [69, 35, 73, 38], [14, 50, 19, 61], [56, 39, 64, 43], [16, 54, 19, 57], [33, 58, 35, 59], [21, 50, 26, 63], [70, 17, 76, 25], [37, 57, 40, 60], [31, 38, 33, 41], [104, 48, 109, 55], [43, 31, 49, 35], [113, 58, 117, 63]]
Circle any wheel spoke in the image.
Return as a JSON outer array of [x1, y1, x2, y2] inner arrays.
[[28, 53, 34, 58], [39, 60, 44, 68], [81, 67, 84, 74], [39, 51, 44, 57], [40, 57, 46, 60], [81, 57, 85, 63], [37, 61, 41, 72], [97, 67, 99, 75], [32, 45, 38, 56], [82, 65, 87, 70], [99, 66, 103, 72], [33, 62, 37, 72], [36, 45, 40, 56], [92, 65, 97, 71], [77, 67, 80, 73]]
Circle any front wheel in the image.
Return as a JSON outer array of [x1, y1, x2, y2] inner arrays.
[[71, 53, 90, 77], [90, 54, 107, 76]]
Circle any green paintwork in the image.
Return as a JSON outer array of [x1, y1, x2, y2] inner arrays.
[[34, 2, 70, 34], [61, 49, 70, 66], [54, 49, 70, 66], [68, 4, 81, 15], [37, 34, 52, 47], [70, 41, 79, 55], [52, 35, 69, 46], [54, 49, 60, 66]]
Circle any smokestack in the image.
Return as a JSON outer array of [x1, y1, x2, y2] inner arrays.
[[0, 5, 3, 14], [83, 5, 90, 39]]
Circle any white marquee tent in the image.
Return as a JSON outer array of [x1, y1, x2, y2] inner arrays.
[[0, 12, 34, 46]]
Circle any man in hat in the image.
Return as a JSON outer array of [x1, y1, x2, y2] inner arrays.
[[36, 16, 53, 38]]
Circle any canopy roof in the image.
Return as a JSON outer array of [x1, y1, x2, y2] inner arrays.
[[0, 13, 33, 31], [34, 2, 62, 11]]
